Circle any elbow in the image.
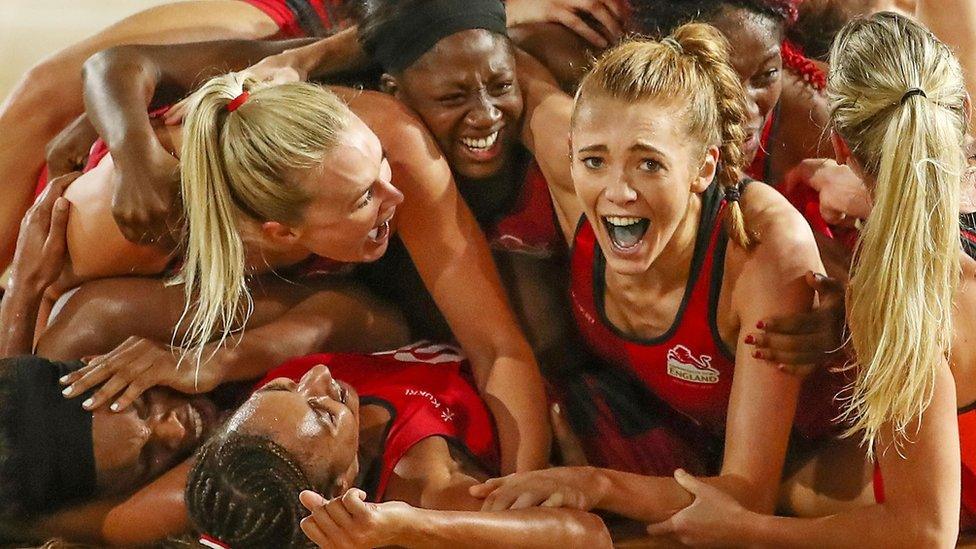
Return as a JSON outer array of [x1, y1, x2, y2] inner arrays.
[[82, 47, 147, 90], [909, 517, 958, 549]]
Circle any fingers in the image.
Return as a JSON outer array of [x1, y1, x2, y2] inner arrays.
[[556, 11, 609, 48], [42, 197, 71, 259], [468, 478, 501, 498], [672, 469, 709, 497], [162, 99, 190, 126], [587, 2, 624, 43], [509, 491, 546, 510], [645, 516, 677, 537], [110, 377, 153, 412], [300, 515, 331, 548], [341, 488, 370, 517], [806, 271, 845, 302], [299, 491, 355, 549], [551, 403, 588, 466]]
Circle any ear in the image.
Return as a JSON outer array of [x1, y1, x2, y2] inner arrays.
[[260, 221, 301, 245], [692, 145, 720, 193], [379, 74, 399, 97], [830, 129, 852, 166]]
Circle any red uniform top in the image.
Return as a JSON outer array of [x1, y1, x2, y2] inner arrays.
[[486, 160, 563, 258], [569, 183, 840, 439], [257, 342, 499, 501], [241, 0, 350, 38]]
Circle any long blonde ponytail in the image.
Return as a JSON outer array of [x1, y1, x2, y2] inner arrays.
[[829, 12, 967, 455], [574, 23, 752, 247], [178, 73, 350, 370]]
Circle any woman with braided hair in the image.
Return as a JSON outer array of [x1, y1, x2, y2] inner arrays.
[[185, 344, 611, 548], [468, 21, 843, 538]]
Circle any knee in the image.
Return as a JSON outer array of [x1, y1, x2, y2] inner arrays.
[[36, 282, 140, 360]]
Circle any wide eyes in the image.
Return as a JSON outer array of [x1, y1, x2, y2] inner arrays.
[[356, 186, 374, 210], [581, 157, 605, 169], [639, 159, 663, 173], [752, 67, 781, 88], [578, 156, 663, 173]]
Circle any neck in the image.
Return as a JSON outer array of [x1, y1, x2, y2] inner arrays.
[[607, 193, 702, 295], [239, 224, 312, 273], [355, 403, 393, 483]]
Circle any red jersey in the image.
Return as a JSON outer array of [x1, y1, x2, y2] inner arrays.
[[241, 0, 350, 38], [486, 160, 563, 258], [569, 183, 840, 440], [257, 342, 499, 501]]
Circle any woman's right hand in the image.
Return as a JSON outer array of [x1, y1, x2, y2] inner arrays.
[[9, 172, 78, 293], [468, 466, 608, 511], [505, 0, 628, 48], [110, 143, 181, 247]]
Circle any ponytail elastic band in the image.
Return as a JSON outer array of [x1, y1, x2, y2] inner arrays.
[[661, 37, 684, 54], [900, 87, 927, 105], [724, 184, 741, 203], [226, 91, 250, 113], [199, 534, 231, 549]]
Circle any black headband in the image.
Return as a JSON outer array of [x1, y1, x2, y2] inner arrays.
[[1, 356, 96, 515], [363, 0, 508, 74]]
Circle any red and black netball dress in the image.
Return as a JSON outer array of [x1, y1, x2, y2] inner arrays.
[[257, 342, 499, 501], [562, 183, 841, 476], [486, 160, 563, 258], [241, 0, 351, 38]]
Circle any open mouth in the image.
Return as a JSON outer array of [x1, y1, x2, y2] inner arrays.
[[367, 212, 394, 244], [603, 215, 651, 251], [458, 130, 502, 161], [185, 398, 219, 443]]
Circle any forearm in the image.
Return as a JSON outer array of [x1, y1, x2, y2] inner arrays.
[[400, 506, 611, 549], [476, 351, 550, 473], [301, 27, 372, 80], [595, 468, 765, 523], [0, 277, 45, 357], [917, 0, 976, 130], [740, 506, 954, 549]]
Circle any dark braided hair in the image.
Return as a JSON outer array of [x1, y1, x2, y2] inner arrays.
[[185, 433, 318, 549]]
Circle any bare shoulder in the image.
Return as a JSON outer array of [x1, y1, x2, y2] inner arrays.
[[738, 182, 820, 274], [332, 87, 433, 152]]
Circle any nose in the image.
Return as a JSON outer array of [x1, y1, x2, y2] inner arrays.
[[151, 410, 187, 451], [743, 90, 762, 128], [301, 364, 337, 398], [604, 173, 638, 205], [465, 92, 502, 130], [379, 178, 404, 209]]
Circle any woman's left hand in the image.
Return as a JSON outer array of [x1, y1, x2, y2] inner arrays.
[[645, 469, 750, 547], [469, 466, 607, 511], [9, 172, 78, 293], [60, 336, 221, 411]]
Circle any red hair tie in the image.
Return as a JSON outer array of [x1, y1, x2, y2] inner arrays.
[[199, 534, 231, 549], [226, 91, 250, 113]]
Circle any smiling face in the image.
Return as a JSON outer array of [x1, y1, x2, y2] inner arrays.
[[709, 8, 784, 163], [290, 114, 404, 263], [228, 365, 362, 491], [572, 94, 718, 275], [393, 29, 524, 181], [92, 388, 219, 495]]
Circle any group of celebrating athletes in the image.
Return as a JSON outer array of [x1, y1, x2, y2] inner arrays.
[[0, 0, 972, 547]]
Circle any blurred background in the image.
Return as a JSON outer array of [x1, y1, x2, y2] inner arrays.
[[0, 0, 171, 100]]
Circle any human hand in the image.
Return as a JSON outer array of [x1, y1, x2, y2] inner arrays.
[[506, 0, 628, 48], [745, 271, 846, 374], [111, 143, 181, 247], [60, 336, 220, 411], [9, 172, 78, 293], [645, 469, 750, 547], [299, 488, 410, 549], [469, 466, 607, 511], [783, 159, 872, 227], [45, 114, 98, 179]]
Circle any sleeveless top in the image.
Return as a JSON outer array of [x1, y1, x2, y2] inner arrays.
[[256, 342, 499, 501]]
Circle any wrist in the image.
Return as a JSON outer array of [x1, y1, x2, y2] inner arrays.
[[388, 503, 426, 547], [6, 268, 49, 298], [584, 466, 612, 507], [735, 509, 769, 547]]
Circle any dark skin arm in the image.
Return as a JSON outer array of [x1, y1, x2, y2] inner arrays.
[[81, 37, 315, 245], [300, 437, 612, 549]]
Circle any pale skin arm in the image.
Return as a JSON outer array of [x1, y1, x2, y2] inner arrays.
[[650, 361, 960, 549], [346, 90, 550, 474], [918, 0, 976, 131]]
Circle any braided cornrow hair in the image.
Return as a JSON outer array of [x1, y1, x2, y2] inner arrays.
[[671, 24, 752, 247], [185, 433, 316, 549]]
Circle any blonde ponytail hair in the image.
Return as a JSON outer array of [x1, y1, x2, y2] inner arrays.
[[574, 23, 752, 247], [828, 12, 967, 455], [178, 73, 350, 369]]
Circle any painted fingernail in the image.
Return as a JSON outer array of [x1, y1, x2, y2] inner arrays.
[[62, 387, 72, 397], [753, 350, 764, 360], [110, 403, 120, 412], [59, 375, 69, 384], [82, 398, 94, 409], [756, 320, 766, 329], [744, 334, 755, 344]]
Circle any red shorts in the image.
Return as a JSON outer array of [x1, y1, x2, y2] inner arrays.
[[873, 406, 976, 532], [240, 0, 349, 38]]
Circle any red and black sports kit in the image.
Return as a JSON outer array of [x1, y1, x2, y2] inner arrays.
[[256, 342, 499, 501], [240, 0, 350, 38], [557, 183, 842, 477]]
